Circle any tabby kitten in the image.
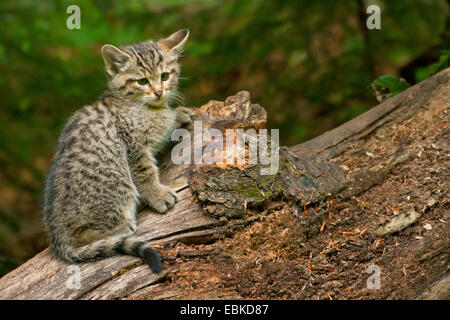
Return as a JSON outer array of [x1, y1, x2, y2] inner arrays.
[[43, 29, 193, 273]]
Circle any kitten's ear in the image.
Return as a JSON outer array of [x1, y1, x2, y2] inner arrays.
[[101, 44, 132, 78], [157, 29, 189, 57]]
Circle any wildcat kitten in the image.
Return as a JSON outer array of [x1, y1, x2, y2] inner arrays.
[[43, 29, 193, 273]]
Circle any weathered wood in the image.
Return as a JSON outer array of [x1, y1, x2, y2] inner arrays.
[[0, 67, 448, 300], [291, 68, 450, 160]]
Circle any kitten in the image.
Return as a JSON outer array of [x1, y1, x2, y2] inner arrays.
[[43, 29, 193, 273]]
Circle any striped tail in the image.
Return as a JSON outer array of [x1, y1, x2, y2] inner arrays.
[[57, 234, 162, 273]]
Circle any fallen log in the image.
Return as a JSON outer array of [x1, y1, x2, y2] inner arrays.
[[0, 67, 448, 300]]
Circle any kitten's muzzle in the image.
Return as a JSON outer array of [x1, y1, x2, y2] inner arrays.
[[154, 90, 163, 98]]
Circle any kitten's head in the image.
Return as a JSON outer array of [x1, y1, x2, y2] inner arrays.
[[101, 29, 189, 107]]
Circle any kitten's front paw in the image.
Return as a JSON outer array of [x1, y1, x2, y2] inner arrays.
[[148, 184, 177, 213], [175, 106, 194, 127]]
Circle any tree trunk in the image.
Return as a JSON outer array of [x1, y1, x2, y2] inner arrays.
[[0, 68, 448, 300]]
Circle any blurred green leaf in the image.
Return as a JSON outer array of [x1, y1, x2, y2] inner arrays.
[[372, 75, 411, 96], [415, 50, 450, 82]]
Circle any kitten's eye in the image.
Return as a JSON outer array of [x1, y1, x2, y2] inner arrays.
[[137, 78, 149, 85], [161, 72, 170, 81]]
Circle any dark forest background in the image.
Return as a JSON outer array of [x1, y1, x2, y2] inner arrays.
[[0, 0, 448, 276]]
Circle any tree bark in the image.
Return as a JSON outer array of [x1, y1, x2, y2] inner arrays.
[[0, 67, 448, 300]]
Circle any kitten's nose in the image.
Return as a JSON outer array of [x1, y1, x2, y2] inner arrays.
[[154, 90, 163, 98]]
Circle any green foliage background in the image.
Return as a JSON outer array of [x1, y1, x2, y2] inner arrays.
[[0, 0, 448, 275]]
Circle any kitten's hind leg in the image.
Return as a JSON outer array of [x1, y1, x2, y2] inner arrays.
[[71, 219, 134, 248], [71, 199, 138, 247], [66, 207, 162, 272]]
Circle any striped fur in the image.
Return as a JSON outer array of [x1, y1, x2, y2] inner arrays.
[[43, 30, 192, 273]]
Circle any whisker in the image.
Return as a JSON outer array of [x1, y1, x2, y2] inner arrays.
[[169, 90, 185, 106]]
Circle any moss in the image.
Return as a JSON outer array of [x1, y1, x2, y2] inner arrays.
[[235, 181, 266, 201], [277, 184, 286, 193]]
